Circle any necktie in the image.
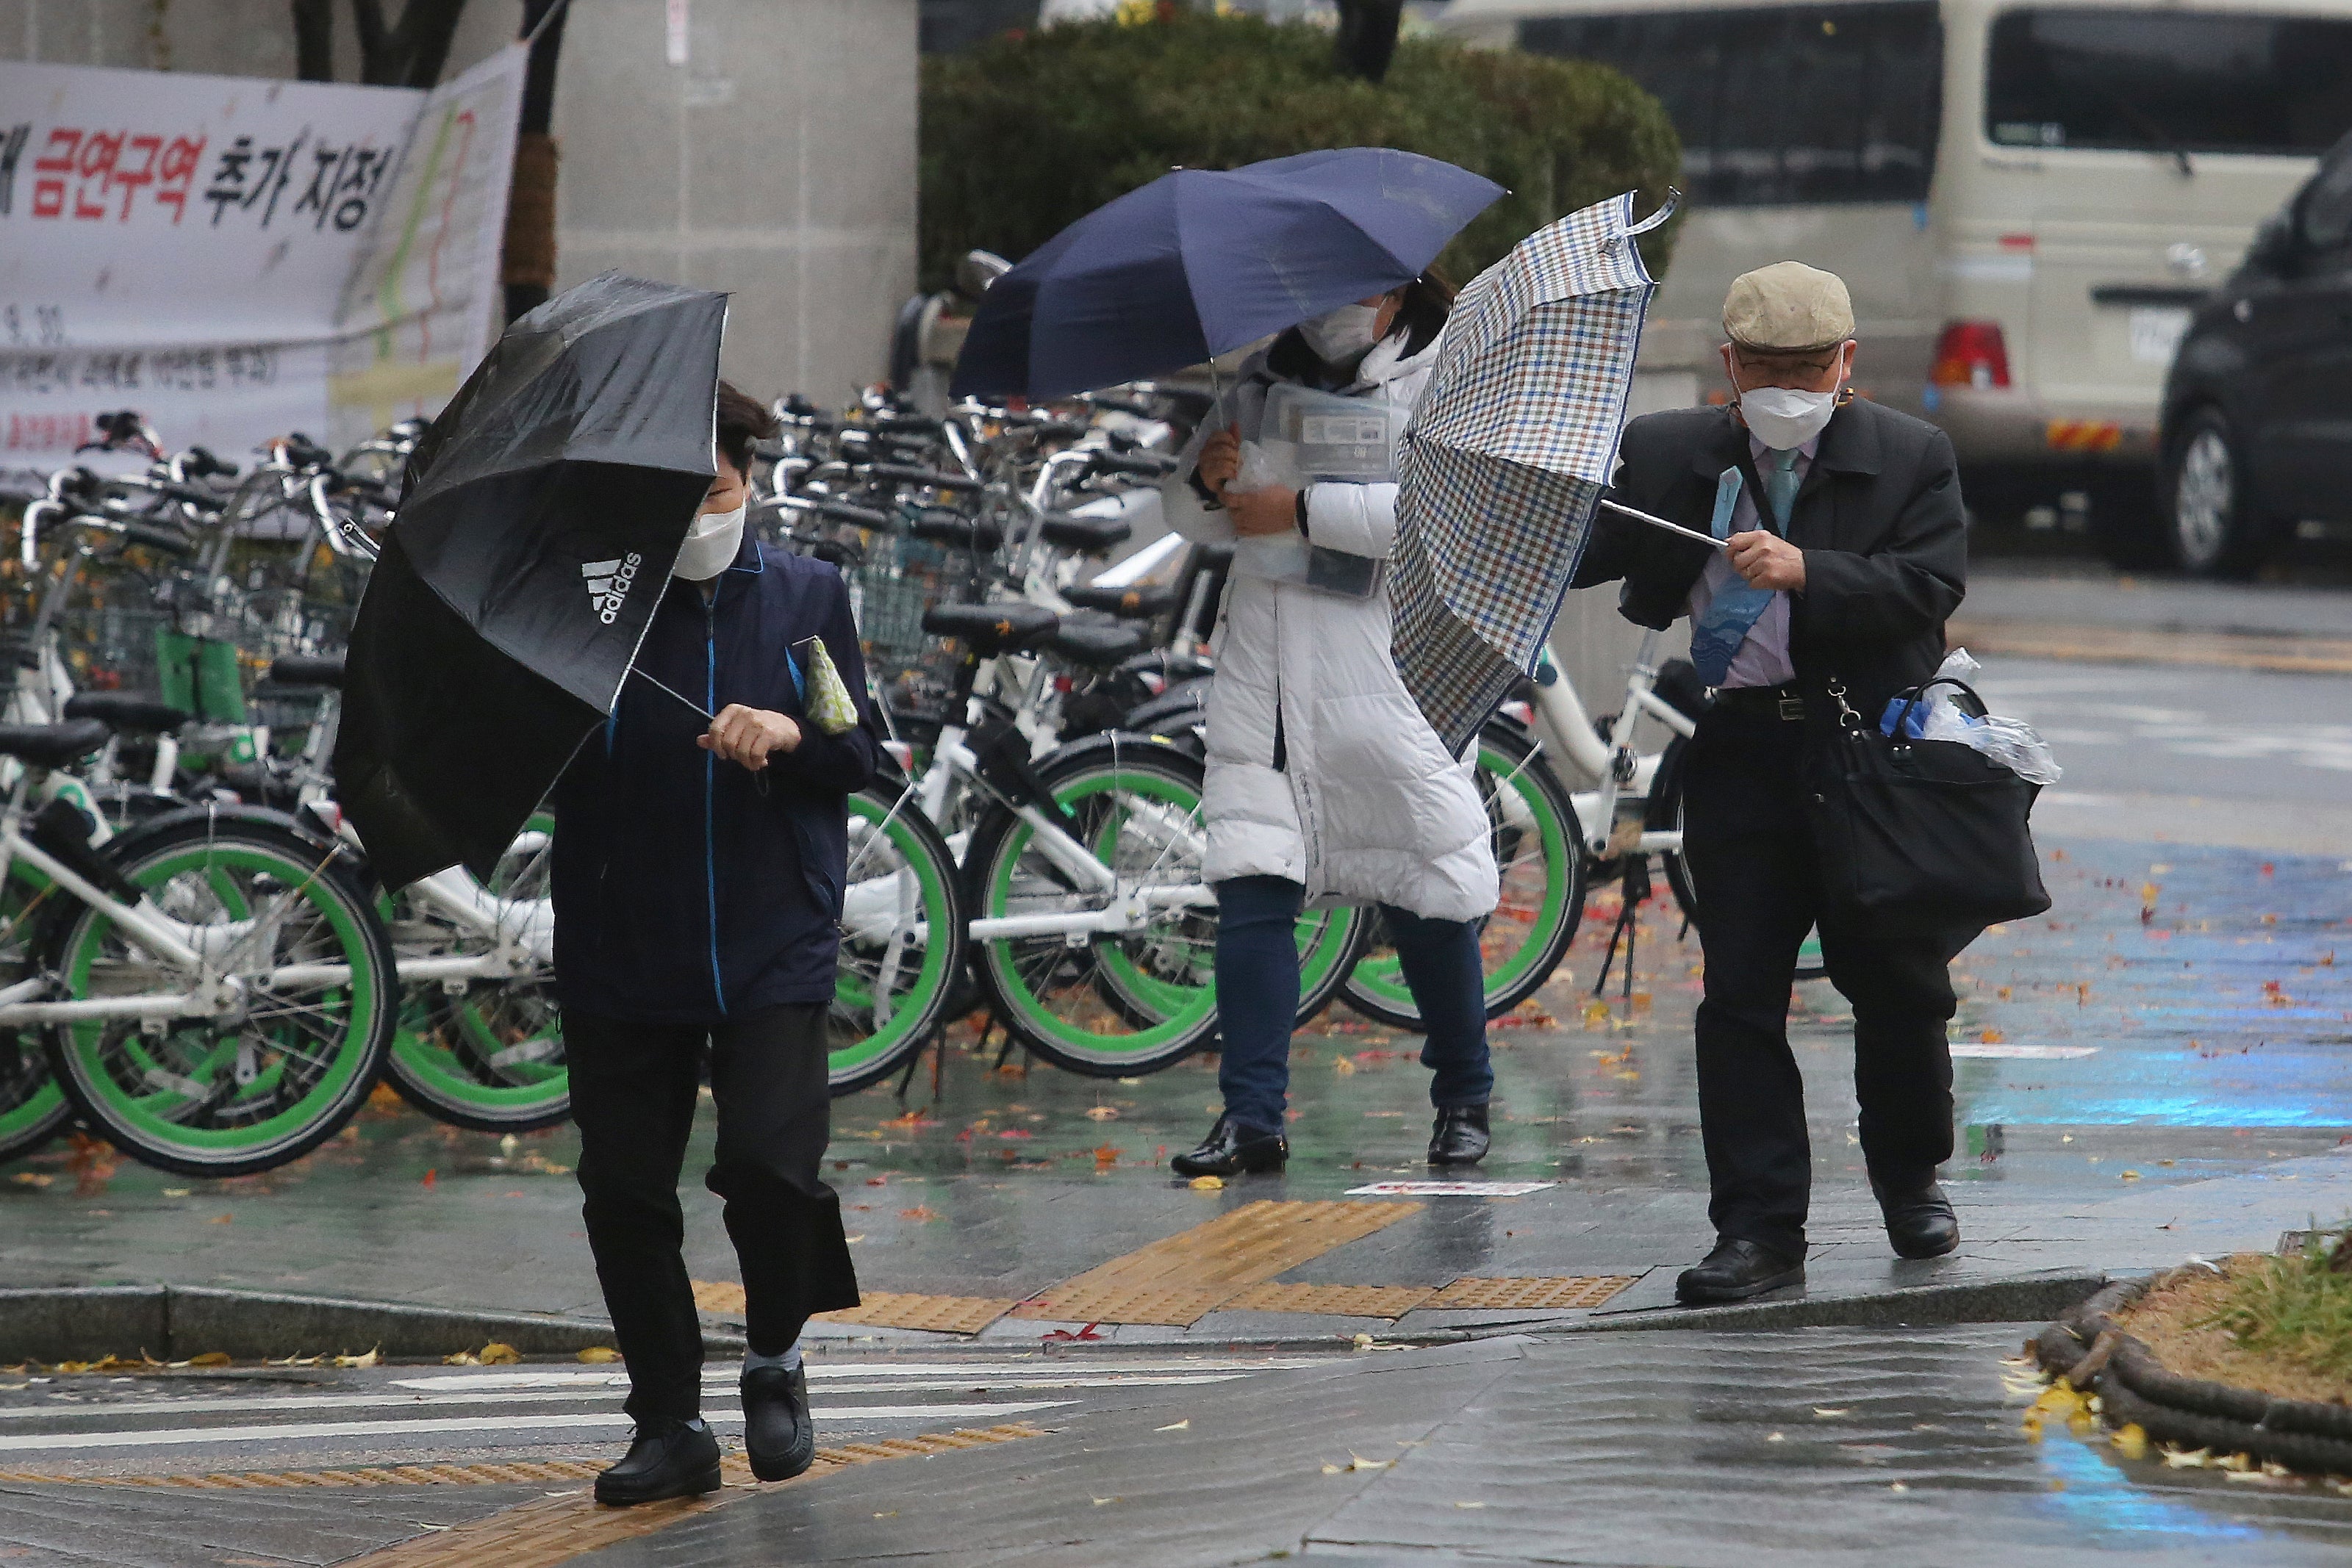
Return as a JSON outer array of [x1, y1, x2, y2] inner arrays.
[[1689, 448, 1800, 687]]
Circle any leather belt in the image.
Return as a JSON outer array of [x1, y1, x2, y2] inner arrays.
[[1710, 684, 1805, 721]]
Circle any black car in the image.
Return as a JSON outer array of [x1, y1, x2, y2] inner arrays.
[[2151, 132, 2352, 577]]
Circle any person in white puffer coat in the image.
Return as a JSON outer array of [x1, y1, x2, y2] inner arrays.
[[1161, 278, 1501, 1179]]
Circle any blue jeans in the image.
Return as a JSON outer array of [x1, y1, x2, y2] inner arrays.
[[1213, 875, 1492, 1136]]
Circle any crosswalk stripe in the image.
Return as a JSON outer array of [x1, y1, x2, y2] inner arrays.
[[0, 1402, 1074, 1453], [0, 1373, 1247, 1423]]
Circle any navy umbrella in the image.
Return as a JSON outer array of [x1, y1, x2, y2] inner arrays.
[[951, 147, 1505, 400]]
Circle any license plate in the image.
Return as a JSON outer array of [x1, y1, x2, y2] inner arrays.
[[2129, 306, 2192, 365]]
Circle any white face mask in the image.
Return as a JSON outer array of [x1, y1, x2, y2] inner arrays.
[[1297, 302, 1385, 364], [1737, 369, 1846, 450], [673, 503, 745, 581]]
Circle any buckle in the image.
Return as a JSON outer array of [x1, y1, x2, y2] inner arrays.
[[1776, 695, 1804, 722]]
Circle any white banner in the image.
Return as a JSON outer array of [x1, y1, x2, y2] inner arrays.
[[0, 46, 524, 481]]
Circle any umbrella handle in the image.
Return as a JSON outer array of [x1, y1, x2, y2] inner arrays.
[[1598, 497, 1723, 550], [1627, 187, 1682, 237]]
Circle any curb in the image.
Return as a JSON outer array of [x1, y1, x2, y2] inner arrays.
[[2032, 1272, 2352, 1475], [0, 1286, 747, 1363], [1555, 1271, 2113, 1334]]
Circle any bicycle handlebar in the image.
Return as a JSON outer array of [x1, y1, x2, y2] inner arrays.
[[864, 462, 983, 494]]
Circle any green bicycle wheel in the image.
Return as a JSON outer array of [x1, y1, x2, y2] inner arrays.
[[381, 815, 570, 1132], [0, 1026, 69, 1165], [44, 811, 396, 1178], [968, 736, 1221, 1076], [830, 783, 964, 1096], [1342, 719, 1585, 1029]]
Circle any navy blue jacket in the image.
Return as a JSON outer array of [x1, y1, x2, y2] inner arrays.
[[551, 536, 878, 1024]]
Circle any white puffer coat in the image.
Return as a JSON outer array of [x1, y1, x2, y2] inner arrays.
[[1162, 333, 1499, 922]]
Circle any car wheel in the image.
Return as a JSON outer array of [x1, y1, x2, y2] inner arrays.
[[2162, 409, 2266, 578]]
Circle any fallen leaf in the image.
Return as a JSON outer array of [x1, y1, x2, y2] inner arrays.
[[1455, 1500, 1486, 1509], [1188, 1175, 1224, 1190], [1978, 1028, 2004, 1045], [897, 1205, 942, 1222], [208, 1213, 233, 1224], [474, 1343, 521, 1365], [1091, 1496, 1118, 1506], [1813, 1407, 1849, 1417], [2120, 1170, 2141, 1181], [2111, 1423, 2148, 1460], [183, 1351, 231, 1367], [1083, 1106, 1119, 1121], [162, 1187, 190, 1198], [420, 1169, 437, 1189], [1332, 1055, 1357, 1075], [1766, 1431, 1786, 1442], [872, 1510, 899, 1519], [1155, 1419, 1190, 1432], [9, 1172, 52, 1188], [335, 1348, 381, 1369]]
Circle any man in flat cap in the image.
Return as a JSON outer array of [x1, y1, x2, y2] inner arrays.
[[1573, 261, 1969, 1303]]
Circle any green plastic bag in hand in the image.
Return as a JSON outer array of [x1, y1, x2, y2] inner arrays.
[[798, 636, 861, 736]]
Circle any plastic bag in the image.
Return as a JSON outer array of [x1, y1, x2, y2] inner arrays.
[[796, 636, 861, 736], [1879, 647, 2062, 785]]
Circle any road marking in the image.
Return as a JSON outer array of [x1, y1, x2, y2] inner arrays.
[[0, 1402, 1074, 1453], [0, 1373, 1247, 1421], [1950, 1044, 2100, 1060]]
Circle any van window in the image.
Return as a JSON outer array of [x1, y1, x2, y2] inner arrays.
[[1519, 4, 1943, 207], [1986, 10, 2352, 157]]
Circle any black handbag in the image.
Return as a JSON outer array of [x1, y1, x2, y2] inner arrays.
[[1804, 675, 2052, 932]]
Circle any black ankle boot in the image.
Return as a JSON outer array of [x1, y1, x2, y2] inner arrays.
[[1872, 1179, 1960, 1259], [742, 1364, 815, 1482], [1674, 1236, 1807, 1303], [1170, 1112, 1286, 1177], [594, 1418, 723, 1506], [1427, 1104, 1491, 1165]]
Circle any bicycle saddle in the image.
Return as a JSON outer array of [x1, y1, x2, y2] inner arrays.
[[920, 601, 1058, 657], [63, 691, 192, 733], [908, 509, 1005, 551], [0, 719, 112, 769], [1044, 614, 1147, 668], [1036, 511, 1131, 554], [1062, 582, 1177, 619], [268, 654, 346, 689]]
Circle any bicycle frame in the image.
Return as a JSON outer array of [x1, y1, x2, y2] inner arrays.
[[0, 780, 351, 1026], [1521, 628, 1697, 860]]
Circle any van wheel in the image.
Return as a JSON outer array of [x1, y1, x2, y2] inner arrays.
[[2162, 409, 2267, 578]]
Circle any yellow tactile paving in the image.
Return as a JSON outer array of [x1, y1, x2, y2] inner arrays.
[[1426, 1276, 1636, 1311], [1008, 1199, 1421, 1326], [814, 1292, 1020, 1335]]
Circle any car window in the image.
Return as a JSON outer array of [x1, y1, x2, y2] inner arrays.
[[2301, 140, 2352, 251], [1987, 9, 2352, 157], [1518, 3, 1943, 208]]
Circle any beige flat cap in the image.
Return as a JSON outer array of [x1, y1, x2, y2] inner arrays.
[[1723, 261, 1854, 354]]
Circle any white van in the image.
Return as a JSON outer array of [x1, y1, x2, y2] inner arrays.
[[1443, 0, 2351, 526]]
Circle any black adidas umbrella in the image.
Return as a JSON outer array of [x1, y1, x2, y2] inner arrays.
[[334, 272, 725, 890]]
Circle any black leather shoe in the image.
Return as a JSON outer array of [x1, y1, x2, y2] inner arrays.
[[742, 1364, 815, 1481], [594, 1418, 722, 1506], [1874, 1180, 1960, 1259], [1674, 1236, 1807, 1303], [1427, 1104, 1491, 1165], [1170, 1112, 1286, 1177]]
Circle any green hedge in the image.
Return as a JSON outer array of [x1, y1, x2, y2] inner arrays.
[[919, 12, 1682, 295]]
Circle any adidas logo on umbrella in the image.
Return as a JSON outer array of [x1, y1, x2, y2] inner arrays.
[[582, 553, 644, 625]]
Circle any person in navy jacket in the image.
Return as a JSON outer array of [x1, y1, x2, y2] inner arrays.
[[551, 382, 878, 1506]]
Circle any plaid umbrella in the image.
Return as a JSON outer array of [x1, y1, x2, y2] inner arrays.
[[1393, 191, 1665, 755]]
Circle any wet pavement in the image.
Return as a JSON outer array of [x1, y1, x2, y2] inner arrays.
[[9, 1328, 2349, 1566], [3, 832, 2346, 1345]]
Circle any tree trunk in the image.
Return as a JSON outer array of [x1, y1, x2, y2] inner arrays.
[[292, 0, 335, 81], [503, 0, 569, 323], [1332, 0, 1404, 83], [350, 0, 473, 89]]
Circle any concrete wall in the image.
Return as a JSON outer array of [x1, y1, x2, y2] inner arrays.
[[0, 0, 919, 405]]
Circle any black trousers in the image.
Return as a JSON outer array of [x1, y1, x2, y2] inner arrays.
[[1681, 709, 1964, 1257], [566, 1003, 859, 1424]]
